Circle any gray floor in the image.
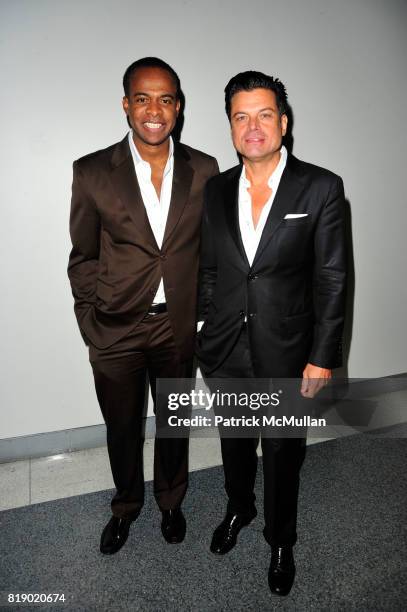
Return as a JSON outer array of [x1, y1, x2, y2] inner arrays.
[[1, 430, 406, 611]]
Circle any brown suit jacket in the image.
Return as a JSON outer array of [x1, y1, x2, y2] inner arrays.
[[68, 135, 219, 359]]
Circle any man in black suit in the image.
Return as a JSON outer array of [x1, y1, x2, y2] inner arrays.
[[197, 71, 346, 596], [68, 57, 218, 554]]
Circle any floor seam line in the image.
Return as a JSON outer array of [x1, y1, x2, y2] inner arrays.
[[29, 457, 32, 505]]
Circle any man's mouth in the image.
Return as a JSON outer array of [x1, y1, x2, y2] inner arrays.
[[245, 132, 265, 144], [144, 122, 164, 130]]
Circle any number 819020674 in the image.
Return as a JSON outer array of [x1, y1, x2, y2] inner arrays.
[[7, 593, 66, 603]]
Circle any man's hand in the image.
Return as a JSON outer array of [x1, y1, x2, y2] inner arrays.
[[301, 363, 332, 398]]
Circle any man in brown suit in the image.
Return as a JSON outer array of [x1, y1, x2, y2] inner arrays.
[[68, 57, 218, 554]]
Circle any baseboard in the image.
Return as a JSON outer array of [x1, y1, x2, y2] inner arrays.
[[0, 417, 156, 463]]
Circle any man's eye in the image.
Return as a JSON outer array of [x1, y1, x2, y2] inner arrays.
[[235, 115, 247, 122], [260, 113, 272, 119], [161, 98, 173, 105], [135, 97, 147, 103]]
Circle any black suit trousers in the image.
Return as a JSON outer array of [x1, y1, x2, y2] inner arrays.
[[205, 325, 306, 547], [90, 313, 191, 519]]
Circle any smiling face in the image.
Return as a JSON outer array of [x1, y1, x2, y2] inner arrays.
[[230, 88, 287, 164], [122, 66, 180, 149]]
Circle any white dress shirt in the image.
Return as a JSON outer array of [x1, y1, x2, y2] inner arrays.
[[128, 131, 174, 304], [238, 145, 287, 266]]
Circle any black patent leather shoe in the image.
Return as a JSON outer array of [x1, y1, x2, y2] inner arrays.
[[100, 516, 134, 555], [161, 509, 186, 543], [268, 546, 295, 596], [210, 511, 256, 555]]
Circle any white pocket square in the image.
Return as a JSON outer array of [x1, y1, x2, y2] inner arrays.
[[284, 213, 308, 219]]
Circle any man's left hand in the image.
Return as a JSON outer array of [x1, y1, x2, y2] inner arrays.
[[301, 363, 332, 398]]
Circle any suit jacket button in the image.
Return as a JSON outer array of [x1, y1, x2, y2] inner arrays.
[[239, 310, 245, 318], [160, 254, 167, 260], [248, 274, 257, 281], [249, 313, 257, 318]]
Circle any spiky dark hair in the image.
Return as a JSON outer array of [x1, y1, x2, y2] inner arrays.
[[225, 70, 288, 120]]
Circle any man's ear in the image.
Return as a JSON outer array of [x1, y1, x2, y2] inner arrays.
[[281, 113, 288, 136], [176, 99, 181, 116], [122, 96, 129, 115]]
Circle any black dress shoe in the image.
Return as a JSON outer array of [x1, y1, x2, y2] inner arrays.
[[100, 516, 134, 555], [210, 511, 256, 555], [268, 546, 295, 596], [161, 509, 186, 543]]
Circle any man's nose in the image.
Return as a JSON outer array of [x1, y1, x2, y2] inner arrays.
[[248, 115, 260, 130], [146, 99, 160, 116]]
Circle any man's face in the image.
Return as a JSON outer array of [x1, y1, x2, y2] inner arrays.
[[230, 88, 287, 163], [122, 67, 180, 148]]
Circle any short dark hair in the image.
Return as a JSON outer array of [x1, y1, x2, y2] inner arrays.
[[224, 71, 288, 120], [123, 57, 181, 99]]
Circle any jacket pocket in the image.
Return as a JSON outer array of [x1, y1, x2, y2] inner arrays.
[[280, 216, 311, 227], [283, 311, 314, 332]]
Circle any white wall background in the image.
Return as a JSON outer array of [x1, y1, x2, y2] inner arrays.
[[1, 0, 406, 439]]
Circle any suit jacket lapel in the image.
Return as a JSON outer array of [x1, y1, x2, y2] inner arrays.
[[109, 136, 158, 250], [223, 165, 250, 269], [252, 155, 306, 268], [162, 143, 194, 247]]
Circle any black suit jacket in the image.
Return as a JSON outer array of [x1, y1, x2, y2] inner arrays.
[[68, 135, 218, 358], [196, 154, 347, 377]]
